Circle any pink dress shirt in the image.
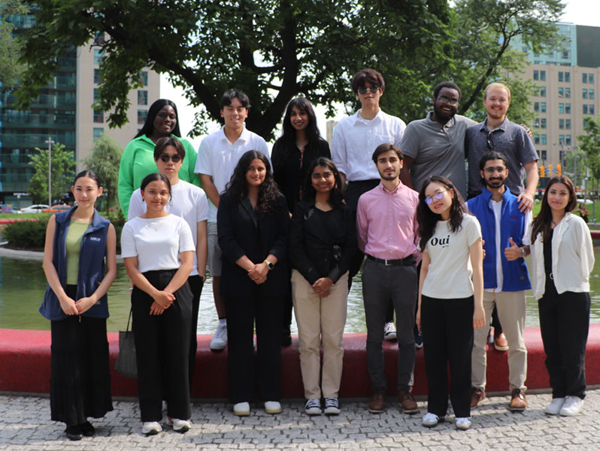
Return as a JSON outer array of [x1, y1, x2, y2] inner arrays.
[[356, 182, 420, 261]]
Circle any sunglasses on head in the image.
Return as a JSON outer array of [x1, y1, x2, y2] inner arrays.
[[159, 154, 181, 163]]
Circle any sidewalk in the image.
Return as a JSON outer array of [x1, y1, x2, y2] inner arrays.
[[1, 390, 599, 450]]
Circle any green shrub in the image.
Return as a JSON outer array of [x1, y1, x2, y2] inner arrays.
[[3, 219, 48, 250]]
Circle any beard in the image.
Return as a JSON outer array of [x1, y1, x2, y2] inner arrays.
[[433, 103, 456, 123], [483, 177, 505, 189]]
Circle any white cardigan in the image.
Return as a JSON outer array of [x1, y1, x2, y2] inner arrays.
[[530, 212, 595, 300]]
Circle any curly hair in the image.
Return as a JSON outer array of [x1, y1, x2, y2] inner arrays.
[[417, 176, 466, 251], [531, 176, 578, 244], [303, 157, 344, 209], [224, 150, 283, 215]]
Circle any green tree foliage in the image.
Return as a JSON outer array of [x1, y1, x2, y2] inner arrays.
[[28, 143, 76, 204], [0, 0, 27, 87], [84, 135, 123, 212], [579, 117, 600, 182], [16, 0, 452, 139], [451, 0, 564, 123]]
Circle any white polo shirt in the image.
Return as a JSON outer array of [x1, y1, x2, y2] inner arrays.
[[195, 126, 269, 223]]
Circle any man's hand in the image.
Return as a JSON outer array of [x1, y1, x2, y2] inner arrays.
[[516, 192, 534, 213]]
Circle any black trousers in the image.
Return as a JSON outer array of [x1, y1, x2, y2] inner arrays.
[[538, 290, 590, 400], [50, 285, 113, 426], [132, 270, 193, 422], [225, 286, 283, 403], [188, 274, 204, 390], [421, 295, 474, 418]]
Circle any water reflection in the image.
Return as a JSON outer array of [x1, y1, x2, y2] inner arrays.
[[1, 253, 599, 333]]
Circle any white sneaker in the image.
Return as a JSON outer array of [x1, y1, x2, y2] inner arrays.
[[455, 417, 472, 430], [422, 412, 442, 428], [324, 398, 341, 415], [142, 421, 162, 435], [384, 322, 397, 341], [210, 321, 227, 351], [560, 396, 584, 416], [170, 418, 191, 433], [305, 398, 322, 415], [544, 397, 566, 415], [233, 402, 250, 416], [264, 401, 282, 414]]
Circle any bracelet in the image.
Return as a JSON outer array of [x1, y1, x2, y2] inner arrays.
[[521, 247, 526, 258]]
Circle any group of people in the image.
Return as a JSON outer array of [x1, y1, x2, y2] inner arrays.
[[40, 68, 595, 440]]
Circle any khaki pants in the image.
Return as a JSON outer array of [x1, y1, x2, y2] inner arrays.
[[291, 269, 349, 399], [471, 290, 528, 391]]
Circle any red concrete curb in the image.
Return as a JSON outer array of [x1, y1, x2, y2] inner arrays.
[[2, 325, 600, 398]]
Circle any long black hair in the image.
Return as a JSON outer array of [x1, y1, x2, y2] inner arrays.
[[224, 150, 283, 215], [303, 157, 344, 209], [279, 97, 322, 148], [531, 175, 578, 244], [134, 99, 182, 139], [417, 176, 466, 251]]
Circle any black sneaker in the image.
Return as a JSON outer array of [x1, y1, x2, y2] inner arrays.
[[65, 425, 83, 441], [79, 421, 95, 437], [324, 398, 341, 415]]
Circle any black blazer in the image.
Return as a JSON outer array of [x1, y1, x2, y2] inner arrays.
[[217, 191, 290, 297]]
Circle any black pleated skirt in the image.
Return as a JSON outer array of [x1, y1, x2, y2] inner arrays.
[[50, 285, 113, 425]]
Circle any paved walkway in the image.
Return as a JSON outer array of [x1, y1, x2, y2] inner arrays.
[[1, 390, 599, 450]]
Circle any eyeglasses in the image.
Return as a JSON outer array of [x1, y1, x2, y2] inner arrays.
[[483, 166, 506, 174], [437, 95, 459, 106], [159, 154, 182, 163], [358, 86, 380, 95], [424, 190, 446, 205]]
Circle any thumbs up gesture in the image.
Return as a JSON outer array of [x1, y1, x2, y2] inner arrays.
[[504, 237, 522, 261]]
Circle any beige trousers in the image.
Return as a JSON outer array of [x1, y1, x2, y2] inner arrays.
[[471, 290, 528, 391], [291, 269, 349, 399]]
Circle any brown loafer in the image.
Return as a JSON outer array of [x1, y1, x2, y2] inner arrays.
[[494, 332, 509, 352], [510, 388, 527, 411], [471, 387, 485, 408], [398, 389, 419, 414], [368, 391, 385, 414]]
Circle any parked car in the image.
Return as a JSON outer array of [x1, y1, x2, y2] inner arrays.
[[19, 204, 50, 214], [43, 205, 71, 213]]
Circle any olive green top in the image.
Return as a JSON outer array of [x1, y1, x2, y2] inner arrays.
[[66, 220, 90, 285]]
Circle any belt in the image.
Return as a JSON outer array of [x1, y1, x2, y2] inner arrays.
[[366, 254, 415, 266]]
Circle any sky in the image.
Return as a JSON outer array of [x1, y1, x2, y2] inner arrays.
[[161, 0, 600, 150]]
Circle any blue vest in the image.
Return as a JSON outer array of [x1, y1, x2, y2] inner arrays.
[[39, 207, 111, 320], [467, 188, 531, 292]]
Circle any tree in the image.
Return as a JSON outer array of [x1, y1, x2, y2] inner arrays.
[[84, 135, 123, 212], [0, 0, 28, 88], [579, 116, 600, 183], [28, 143, 76, 204], [17, 0, 453, 139]]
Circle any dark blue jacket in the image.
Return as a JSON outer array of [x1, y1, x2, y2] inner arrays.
[[39, 207, 111, 320], [467, 188, 531, 292]]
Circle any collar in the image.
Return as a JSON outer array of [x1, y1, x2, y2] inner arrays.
[[56, 206, 106, 231], [480, 186, 516, 206], [350, 109, 384, 126], [377, 180, 403, 195], [426, 111, 456, 129], [219, 126, 249, 144], [478, 117, 509, 133]]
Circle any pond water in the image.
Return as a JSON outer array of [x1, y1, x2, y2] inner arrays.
[[1, 251, 600, 333]]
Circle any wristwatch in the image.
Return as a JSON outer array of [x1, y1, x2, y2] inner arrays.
[[520, 247, 526, 258], [264, 260, 275, 270]]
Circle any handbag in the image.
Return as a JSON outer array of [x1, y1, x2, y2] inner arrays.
[[115, 309, 137, 379]]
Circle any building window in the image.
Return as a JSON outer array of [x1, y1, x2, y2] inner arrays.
[[559, 119, 564, 129], [541, 118, 547, 129], [583, 89, 588, 99], [590, 74, 595, 84], [590, 89, 595, 100], [566, 135, 572, 146], [583, 73, 588, 84], [93, 49, 103, 65], [93, 128, 103, 140], [591, 105, 596, 115], [93, 110, 103, 123], [541, 150, 547, 160], [94, 32, 105, 45], [94, 88, 100, 101], [534, 134, 540, 144], [559, 134, 565, 145], [565, 72, 571, 82], [584, 104, 589, 115], [540, 86, 546, 97], [534, 70, 539, 81], [541, 135, 547, 145], [558, 72, 564, 82], [94, 69, 102, 85], [140, 71, 148, 87], [137, 109, 148, 125], [558, 103, 564, 114], [558, 87, 564, 98], [541, 102, 546, 113], [565, 103, 571, 114], [540, 70, 546, 81], [534, 102, 539, 113], [534, 118, 540, 129], [565, 88, 570, 98], [566, 119, 571, 130], [138, 90, 148, 106]]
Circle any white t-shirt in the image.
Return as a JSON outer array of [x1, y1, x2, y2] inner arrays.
[[422, 214, 482, 299], [121, 214, 195, 273], [128, 180, 209, 275], [195, 126, 270, 222]]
